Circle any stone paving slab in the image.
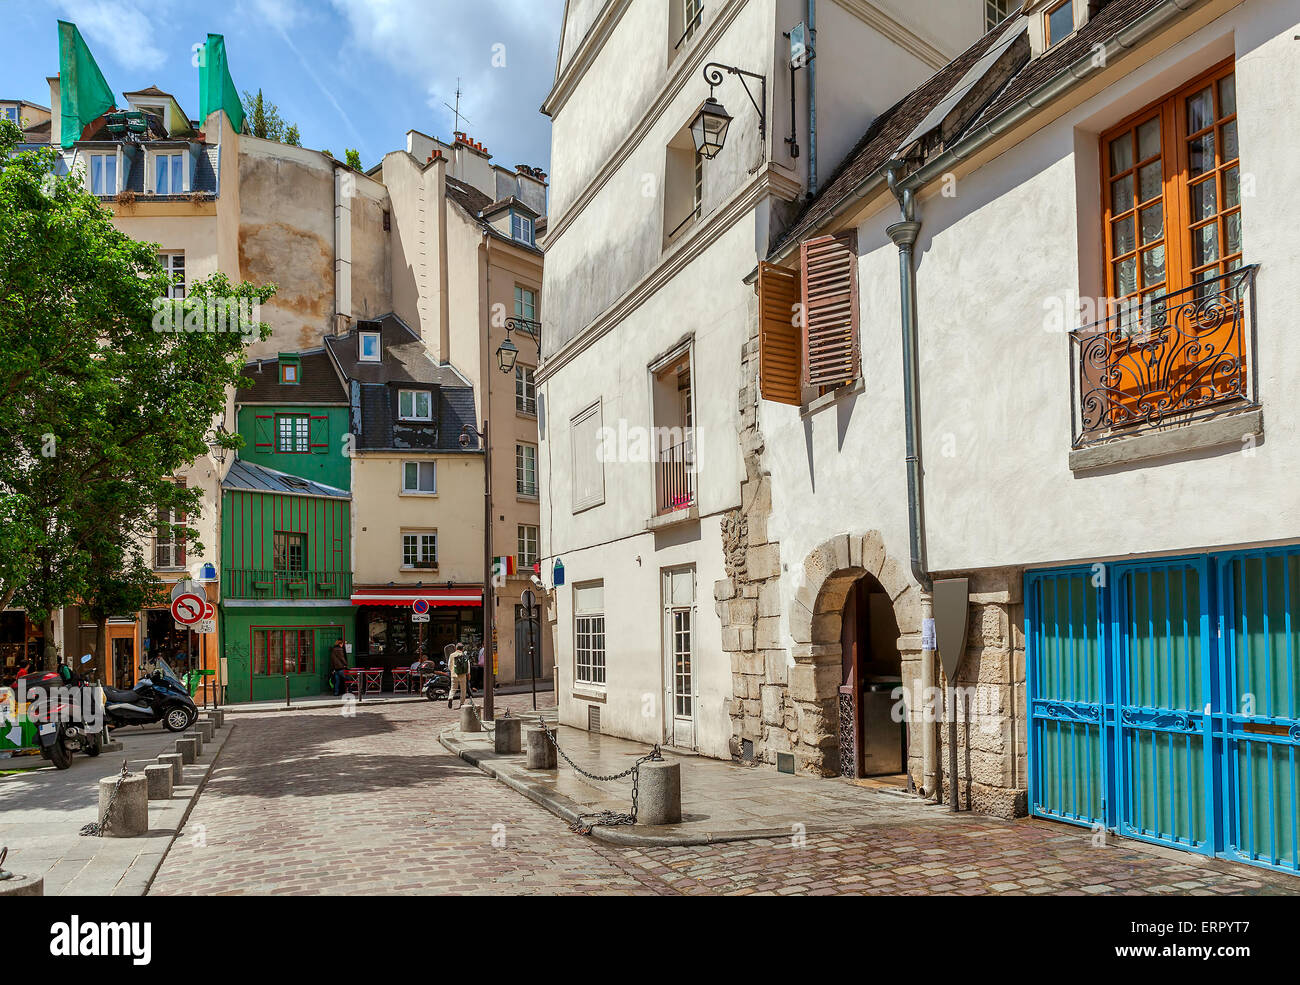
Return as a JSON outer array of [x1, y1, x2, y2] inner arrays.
[[439, 715, 957, 846], [0, 719, 234, 895]]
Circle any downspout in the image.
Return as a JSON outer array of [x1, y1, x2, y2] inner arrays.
[[806, 0, 817, 197], [884, 160, 937, 799]]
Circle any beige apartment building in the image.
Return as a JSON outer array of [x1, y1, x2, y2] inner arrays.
[[7, 52, 552, 693]]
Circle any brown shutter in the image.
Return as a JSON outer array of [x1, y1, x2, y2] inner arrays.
[[757, 261, 801, 406], [800, 233, 858, 388]]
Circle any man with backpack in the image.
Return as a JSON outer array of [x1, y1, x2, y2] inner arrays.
[[448, 643, 470, 709]]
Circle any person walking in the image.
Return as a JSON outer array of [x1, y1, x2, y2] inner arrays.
[[448, 643, 470, 709], [329, 638, 349, 696]]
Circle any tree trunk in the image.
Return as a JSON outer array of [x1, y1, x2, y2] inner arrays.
[[94, 616, 108, 685], [42, 614, 58, 671]]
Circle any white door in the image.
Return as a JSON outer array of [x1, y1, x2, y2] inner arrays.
[[662, 567, 696, 749]]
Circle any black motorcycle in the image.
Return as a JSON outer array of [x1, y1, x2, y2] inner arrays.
[[103, 660, 198, 733], [422, 665, 451, 701], [22, 657, 109, 770]]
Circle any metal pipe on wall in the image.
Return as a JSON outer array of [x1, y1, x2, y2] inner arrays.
[[806, 0, 817, 196]]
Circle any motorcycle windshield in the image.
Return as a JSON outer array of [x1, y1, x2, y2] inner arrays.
[[154, 658, 184, 687]]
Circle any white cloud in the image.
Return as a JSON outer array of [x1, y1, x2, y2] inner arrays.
[[329, 0, 563, 167], [55, 0, 166, 72]]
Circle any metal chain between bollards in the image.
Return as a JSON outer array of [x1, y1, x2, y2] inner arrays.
[[462, 696, 496, 731], [79, 759, 129, 837], [532, 715, 662, 832]]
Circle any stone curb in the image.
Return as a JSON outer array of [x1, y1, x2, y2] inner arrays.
[[136, 722, 237, 895], [437, 729, 847, 848]]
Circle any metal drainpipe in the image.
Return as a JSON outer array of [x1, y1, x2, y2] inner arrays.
[[806, 0, 817, 197], [884, 161, 938, 798]]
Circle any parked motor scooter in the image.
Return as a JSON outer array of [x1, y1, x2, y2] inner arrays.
[[102, 658, 198, 734], [422, 666, 451, 702], [22, 656, 110, 770]]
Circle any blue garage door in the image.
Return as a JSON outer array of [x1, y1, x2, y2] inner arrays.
[[1027, 547, 1300, 875]]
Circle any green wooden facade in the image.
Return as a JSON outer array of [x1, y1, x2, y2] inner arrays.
[[235, 405, 352, 490], [219, 485, 353, 703]]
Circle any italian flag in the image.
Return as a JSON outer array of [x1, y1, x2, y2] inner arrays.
[[493, 556, 516, 578]]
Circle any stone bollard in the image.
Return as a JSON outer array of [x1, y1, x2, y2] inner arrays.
[[494, 716, 522, 754], [637, 760, 682, 826], [157, 753, 184, 785], [459, 705, 480, 733], [143, 764, 174, 800], [0, 873, 43, 896], [175, 737, 198, 765], [195, 720, 214, 743], [206, 710, 225, 729], [98, 773, 149, 837], [182, 731, 203, 756], [526, 728, 557, 770]]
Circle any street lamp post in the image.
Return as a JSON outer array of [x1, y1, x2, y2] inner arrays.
[[460, 421, 493, 720]]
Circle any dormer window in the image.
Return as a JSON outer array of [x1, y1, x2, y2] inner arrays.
[[280, 356, 301, 385], [1046, 0, 1074, 47], [511, 212, 535, 244], [89, 153, 117, 195], [398, 389, 433, 421], [154, 152, 186, 194], [359, 331, 381, 362]]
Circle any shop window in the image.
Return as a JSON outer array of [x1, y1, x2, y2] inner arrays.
[[253, 628, 316, 675]]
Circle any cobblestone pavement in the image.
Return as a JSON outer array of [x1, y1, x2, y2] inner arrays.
[[150, 700, 1300, 896]]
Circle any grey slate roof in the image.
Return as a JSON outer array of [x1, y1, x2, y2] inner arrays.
[[237, 349, 348, 405], [325, 313, 480, 454], [772, 0, 1168, 256], [222, 459, 351, 500]]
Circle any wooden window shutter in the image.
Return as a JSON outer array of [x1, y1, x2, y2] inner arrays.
[[309, 415, 329, 454], [254, 414, 273, 450], [756, 261, 801, 406], [800, 232, 859, 388]]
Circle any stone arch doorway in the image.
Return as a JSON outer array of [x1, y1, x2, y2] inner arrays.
[[788, 531, 921, 778], [838, 573, 904, 778]]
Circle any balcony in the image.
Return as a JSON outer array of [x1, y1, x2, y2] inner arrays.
[[223, 568, 353, 600], [655, 436, 696, 517], [1070, 265, 1259, 449]]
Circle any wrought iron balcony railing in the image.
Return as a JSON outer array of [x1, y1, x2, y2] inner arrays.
[[223, 568, 353, 600], [1070, 265, 1259, 447], [656, 437, 696, 516]]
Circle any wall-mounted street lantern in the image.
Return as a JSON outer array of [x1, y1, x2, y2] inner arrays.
[[691, 63, 766, 159], [496, 317, 541, 374], [205, 423, 231, 466]]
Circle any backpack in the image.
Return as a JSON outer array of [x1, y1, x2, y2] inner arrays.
[[453, 652, 469, 676]]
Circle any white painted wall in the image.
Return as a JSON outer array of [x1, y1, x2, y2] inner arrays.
[[762, 3, 1300, 653]]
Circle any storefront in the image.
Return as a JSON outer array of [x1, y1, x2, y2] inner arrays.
[[351, 586, 482, 687], [0, 610, 43, 679]]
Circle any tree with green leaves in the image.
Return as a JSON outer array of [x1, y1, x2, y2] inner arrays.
[[0, 118, 274, 667], [240, 88, 300, 145], [345, 148, 363, 172]]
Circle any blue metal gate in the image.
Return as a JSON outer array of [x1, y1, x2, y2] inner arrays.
[[1027, 546, 1300, 875]]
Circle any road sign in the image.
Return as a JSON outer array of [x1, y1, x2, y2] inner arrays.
[[203, 601, 214, 619], [195, 618, 217, 634], [412, 598, 430, 615], [520, 589, 536, 613], [411, 613, 430, 623], [171, 593, 205, 625], [170, 579, 200, 602]]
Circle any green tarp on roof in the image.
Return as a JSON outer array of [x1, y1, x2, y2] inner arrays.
[[58, 20, 115, 148], [199, 33, 245, 134]]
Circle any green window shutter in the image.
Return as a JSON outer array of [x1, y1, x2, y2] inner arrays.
[[309, 415, 329, 454], [254, 415, 273, 450]]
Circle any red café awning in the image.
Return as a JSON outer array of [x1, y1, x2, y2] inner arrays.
[[350, 586, 483, 608]]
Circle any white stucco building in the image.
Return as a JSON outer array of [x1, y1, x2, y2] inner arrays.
[[538, 1, 984, 758]]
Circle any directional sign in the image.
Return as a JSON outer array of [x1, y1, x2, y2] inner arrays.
[[171, 593, 206, 625], [412, 598, 430, 616]]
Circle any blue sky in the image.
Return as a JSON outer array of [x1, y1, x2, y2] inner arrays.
[[2, 0, 565, 173]]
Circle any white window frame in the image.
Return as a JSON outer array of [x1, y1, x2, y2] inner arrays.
[[2, 106, 19, 125], [401, 460, 437, 495], [359, 331, 381, 361], [515, 364, 537, 416], [159, 252, 185, 299], [398, 389, 433, 421], [89, 152, 118, 196], [513, 285, 537, 321], [515, 442, 537, 497], [401, 531, 438, 569], [511, 212, 534, 244], [574, 582, 606, 687], [517, 524, 539, 568], [153, 151, 186, 195]]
